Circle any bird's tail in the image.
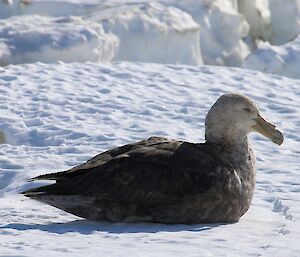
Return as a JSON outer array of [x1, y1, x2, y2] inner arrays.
[[21, 183, 72, 197], [27, 171, 66, 182]]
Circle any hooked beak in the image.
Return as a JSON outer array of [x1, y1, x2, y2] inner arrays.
[[252, 115, 284, 145]]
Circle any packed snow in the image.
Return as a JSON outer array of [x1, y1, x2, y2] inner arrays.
[[0, 15, 117, 65], [162, 0, 250, 67], [237, 0, 271, 42], [0, 1, 203, 66], [100, 2, 202, 65], [243, 36, 300, 79], [0, 62, 299, 256], [268, 0, 300, 45], [0, 0, 102, 18]]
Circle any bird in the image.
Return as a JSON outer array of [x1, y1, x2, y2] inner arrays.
[[22, 93, 284, 224]]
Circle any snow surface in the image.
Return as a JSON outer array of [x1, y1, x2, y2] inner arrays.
[[100, 2, 202, 65], [0, 1, 202, 66], [162, 0, 250, 67], [243, 36, 300, 79], [0, 0, 102, 18], [0, 0, 252, 67], [238, 0, 271, 42], [0, 62, 299, 256], [268, 0, 300, 45], [2, 0, 300, 70], [0, 15, 117, 65], [232, 0, 300, 47]]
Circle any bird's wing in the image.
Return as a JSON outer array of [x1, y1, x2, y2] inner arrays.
[[31, 136, 170, 181], [30, 138, 228, 206]]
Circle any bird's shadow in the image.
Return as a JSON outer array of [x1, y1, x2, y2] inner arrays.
[[0, 219, 228, 235]]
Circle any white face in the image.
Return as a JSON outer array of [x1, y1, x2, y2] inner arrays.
[[205, 94, 283, 145], [225, 98, 260, 133]]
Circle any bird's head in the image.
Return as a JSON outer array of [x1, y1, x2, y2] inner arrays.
[[205, 94, 284, 146]]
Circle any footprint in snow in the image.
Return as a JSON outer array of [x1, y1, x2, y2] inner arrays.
[[0, 171, 16, 192], [272, 197, 294, 221]]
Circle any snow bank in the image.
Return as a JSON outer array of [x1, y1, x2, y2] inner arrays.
[[100, 2, 202, 65], [0, 0, 154, 19], [236, 0, 300, 45], [0, 0, 250, 67], [237, 0, 271, 42], [268, 0, 300, 45], [2, 0, 300, 71], [243, 36, 300, 79], [0, 0, 101, 18], [0, 15, 117, 65], [0, 1, 202, 65], [162, 0, 250, 66]]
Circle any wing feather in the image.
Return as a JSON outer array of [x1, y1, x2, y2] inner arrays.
[[27, 137, 228, 206]]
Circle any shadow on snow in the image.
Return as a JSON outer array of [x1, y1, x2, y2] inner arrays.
[[0, 220, 229, 235]]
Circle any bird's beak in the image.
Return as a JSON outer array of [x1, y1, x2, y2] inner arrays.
[[252, 115, 284, 145]]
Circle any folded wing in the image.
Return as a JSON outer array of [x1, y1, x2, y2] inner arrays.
[[24, 137, 227, 206]]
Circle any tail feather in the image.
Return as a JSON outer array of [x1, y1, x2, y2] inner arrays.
[[29, 168, 89, 182], [22, 183, 72, 197], [28, 171, 66, 182]]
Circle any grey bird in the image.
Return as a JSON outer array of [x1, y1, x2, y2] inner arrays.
[[22, 94, 284, 224]]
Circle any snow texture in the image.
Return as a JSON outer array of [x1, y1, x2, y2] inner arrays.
[[0, 1, 203, 66], [238, 0, 271, 42], [0, 0, 251, 67], [100, 2, 202, 65], [1, 0, 300, 69], [0, 15, 117, 65], [268, 0, 300, 45], [0, 0, 102, 18], [0, 62, 299, 256], [162, 0, 250, 66], [243, 36, 300, 79]]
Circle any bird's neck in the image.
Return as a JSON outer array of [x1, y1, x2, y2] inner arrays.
[[206, 136, 254, 167], [206, 133, 249, 150], [205, 123, 251, 148]]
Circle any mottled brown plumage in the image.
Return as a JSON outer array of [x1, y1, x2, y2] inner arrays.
[[22, 94, 283, 223]]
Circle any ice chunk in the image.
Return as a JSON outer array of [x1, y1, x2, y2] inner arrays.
[[243, 36, 300, 79], [238, 0, 271, 42], [268, 0, 300, 45], [162, 0, 250, 67], [100, 2, 202, 65], [0, 15, 117, 65]]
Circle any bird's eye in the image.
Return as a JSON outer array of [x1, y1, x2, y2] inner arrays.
[[243, 107, 252, 113]]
